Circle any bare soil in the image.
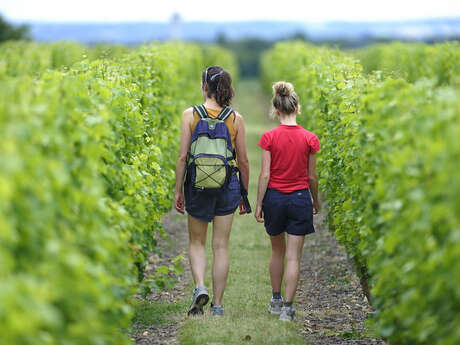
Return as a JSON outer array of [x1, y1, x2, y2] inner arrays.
[[131, 213, 190, 345], [296, 209, 387, 345]]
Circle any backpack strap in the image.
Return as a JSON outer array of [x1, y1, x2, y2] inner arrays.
[[194, 104, 208, 119], [232, 166, 252, 214], [217, 106, 234, 122]]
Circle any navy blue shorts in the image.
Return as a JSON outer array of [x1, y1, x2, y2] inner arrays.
[[184, 173, 241, 222], [262, 188, 315, 236]]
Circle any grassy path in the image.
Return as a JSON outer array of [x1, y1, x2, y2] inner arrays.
[[177, 79, 308, 344], [132, 79, 385, 345]]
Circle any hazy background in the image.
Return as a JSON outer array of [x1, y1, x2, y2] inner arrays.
[[1, 0, 459, 76]]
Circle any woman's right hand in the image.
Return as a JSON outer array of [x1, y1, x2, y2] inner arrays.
[[255, 204, 264, 223], [175, 191, 185, 214], [174, 108, 193, 215]]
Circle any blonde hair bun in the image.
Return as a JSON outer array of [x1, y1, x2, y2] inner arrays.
[[271, 81, 299, 115], [273, 81, 294, 97]]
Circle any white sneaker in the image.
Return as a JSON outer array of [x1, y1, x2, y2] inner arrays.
[[187, 286, 209, 316], [268, 296, 284, 315], [279, 305, 297, 322], [210, 303, 224, 317]]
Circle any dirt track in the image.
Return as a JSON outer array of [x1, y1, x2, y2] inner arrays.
[[133, 209, 387, 345], [296, 209, 386, 345]]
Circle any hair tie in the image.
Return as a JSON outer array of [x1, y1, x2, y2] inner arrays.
[[210, 70, 223, 81]]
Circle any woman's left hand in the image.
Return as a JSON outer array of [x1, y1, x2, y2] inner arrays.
[[255, 204, 264, 223], [312, 199, 320, 215], [238, 200, 247, 215]]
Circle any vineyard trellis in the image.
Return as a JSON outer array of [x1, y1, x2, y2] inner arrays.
[[0, 41, 237, 345], [262, 41, 460, 345]]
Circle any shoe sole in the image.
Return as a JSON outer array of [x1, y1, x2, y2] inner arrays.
[[280, 316, 297, 322], [279, 315, 297, 322], [268, 308, 282, 315], [187, 293, 209, 316]]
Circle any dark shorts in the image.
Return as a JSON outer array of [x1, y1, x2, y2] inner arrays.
[[184, 173, 241, 222], [262, 188, 315, 236]]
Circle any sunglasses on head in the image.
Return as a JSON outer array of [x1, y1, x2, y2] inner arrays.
[[204, 66, 210, 84], [204, 67, 223, 84]]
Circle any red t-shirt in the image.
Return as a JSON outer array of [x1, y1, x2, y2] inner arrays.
[[258, 124, 320, 193]]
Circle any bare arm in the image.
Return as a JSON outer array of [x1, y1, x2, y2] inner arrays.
[[174, 108, 193, 214], [234, 113, 249, 190], [308, 153, 320, 214], [255, 149, 271, 223], [234, 112, 250, 214]]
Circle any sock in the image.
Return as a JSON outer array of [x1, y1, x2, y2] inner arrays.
[[272, 291, 281, 299], [197, 285, 206, 291], [284, 301, 293, 307]]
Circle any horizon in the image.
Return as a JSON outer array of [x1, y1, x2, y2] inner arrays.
[[7, 16, 460, 25]]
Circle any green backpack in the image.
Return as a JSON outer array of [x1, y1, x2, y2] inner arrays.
[[187, 105, 235, 192]]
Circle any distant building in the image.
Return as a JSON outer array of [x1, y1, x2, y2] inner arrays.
[[170, 13, 182, 41]]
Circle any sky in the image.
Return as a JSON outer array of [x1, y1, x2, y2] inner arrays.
[[1, 0, 460, 22]]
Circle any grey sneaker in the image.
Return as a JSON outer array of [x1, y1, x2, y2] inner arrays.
[[187, 286, 209, 316], [268, 296, 284, 315], [210, 303, 224, 317], [279, 306, 297, 322]]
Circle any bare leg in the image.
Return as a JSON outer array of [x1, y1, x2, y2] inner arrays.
[[188, 215, 208, 287], [284, 234, 305, 302], [269, 233, 286, 294], [211, 213, 234, 306]]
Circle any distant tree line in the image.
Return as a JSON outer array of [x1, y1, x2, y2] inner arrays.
[[0, 14, 30, 42], [216, 33, 272, 78], [215, 31, 460, 78]]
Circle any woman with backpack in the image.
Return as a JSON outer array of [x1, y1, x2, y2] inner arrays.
[[174, 66, 250, 317], [255, 81, 320, 322]]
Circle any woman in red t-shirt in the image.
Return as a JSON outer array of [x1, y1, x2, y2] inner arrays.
[[255, 81, 320, 322]]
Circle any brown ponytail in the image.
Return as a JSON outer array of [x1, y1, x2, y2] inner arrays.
[[202, 66, 234, 107], [272, 81, 299, 115]]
